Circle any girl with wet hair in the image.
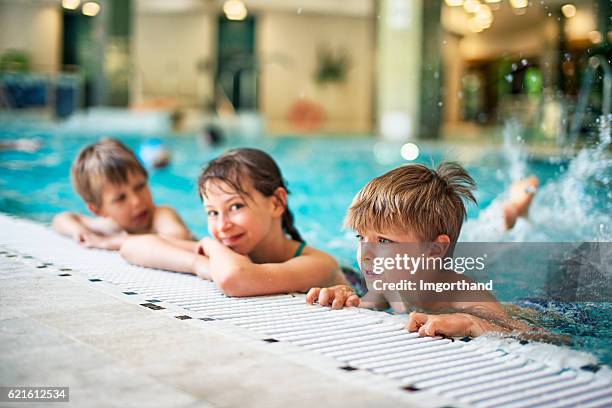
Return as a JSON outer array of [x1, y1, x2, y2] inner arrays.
[[121, 148, 348, 296]]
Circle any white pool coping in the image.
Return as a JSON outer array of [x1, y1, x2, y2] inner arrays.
[[0, 213, 610, 408]]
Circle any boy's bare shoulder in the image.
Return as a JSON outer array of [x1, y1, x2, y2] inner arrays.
[[151, 205, 191, 239], [151, 206, 184, 227], [301, 245, 339, 266], [152, 205, 180, 218]]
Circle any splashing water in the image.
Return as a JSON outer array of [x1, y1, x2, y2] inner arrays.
[[525, 114, 611, 242], [501, 119, 527, 183], [463, 116, 611, 242], [464, 117, 612, 365]]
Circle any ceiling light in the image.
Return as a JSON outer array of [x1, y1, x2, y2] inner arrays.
[[468, 16, 485, 32], [62, 0, 80, 10], [588, 30, 602, 44], [477, 4, 493, 24], [463, 0, 481, 13], [561, 4, 576, 18], [223, 0, 248, 21], [509, 0, 528, 8], [82, 1, 100, 16]]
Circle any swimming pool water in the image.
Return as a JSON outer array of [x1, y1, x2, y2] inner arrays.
[[0, 123, 610, 365]]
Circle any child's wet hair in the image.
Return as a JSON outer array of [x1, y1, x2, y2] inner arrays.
[[71, 138, 147, 207], [198, 148, 303, 242], [345, 162, 477, 244]]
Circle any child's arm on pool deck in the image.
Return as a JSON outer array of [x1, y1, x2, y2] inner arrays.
[[52, 212, 121, 242], [120, 235, 212, 280], [197, 237, 345, 297]]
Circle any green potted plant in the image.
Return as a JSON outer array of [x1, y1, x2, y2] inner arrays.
[[314, 46, 350, 85]]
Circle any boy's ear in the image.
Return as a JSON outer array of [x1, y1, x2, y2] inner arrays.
[[86, 202, 103, 217], [429, 234, 451, 257], [271, 187, 287, 217]]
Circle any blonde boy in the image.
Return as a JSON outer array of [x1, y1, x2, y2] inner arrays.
[[52, 138, 191, 250], [307, 163, 527, 338]]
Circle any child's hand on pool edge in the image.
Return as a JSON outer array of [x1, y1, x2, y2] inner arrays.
[[71, 229, 88, 243], [195, 237, 216, 256], [406, 311, 501, 338], [306, 285, 360, 309], [81, 232, 128, 251]]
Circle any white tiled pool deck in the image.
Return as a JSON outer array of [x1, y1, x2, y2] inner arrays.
[[2, 259, 435, 408], [1, 214, 610, 408]]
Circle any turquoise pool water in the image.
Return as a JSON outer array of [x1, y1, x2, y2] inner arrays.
[[0, 122, 610, 365]]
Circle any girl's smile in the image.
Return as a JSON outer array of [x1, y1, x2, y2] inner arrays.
[[203, 178, 276, 255], [219, 232, 246, 246]]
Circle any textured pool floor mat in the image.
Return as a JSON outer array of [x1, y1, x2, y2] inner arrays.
[[1, 214, 611, 408]]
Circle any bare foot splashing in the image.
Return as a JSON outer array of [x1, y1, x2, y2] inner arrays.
[[527, 114, 611, 242]]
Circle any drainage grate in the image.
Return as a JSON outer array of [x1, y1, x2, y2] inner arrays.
[[1, 214, 611, 408]]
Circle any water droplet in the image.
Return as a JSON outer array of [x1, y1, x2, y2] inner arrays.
[[401, 143, 420, 161], [505, 74, 513, 82], [438, 101, 443, 107], [521, 59, 528, 66], [548, 12, 552, 16], [511, 63, 518, 71]]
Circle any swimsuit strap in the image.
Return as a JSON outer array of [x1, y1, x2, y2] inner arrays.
[[293, 241, 306, 258]]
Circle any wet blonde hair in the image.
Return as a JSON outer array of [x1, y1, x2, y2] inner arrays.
[[71, 138, 147, 208], [345, 162, 477, 243]]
